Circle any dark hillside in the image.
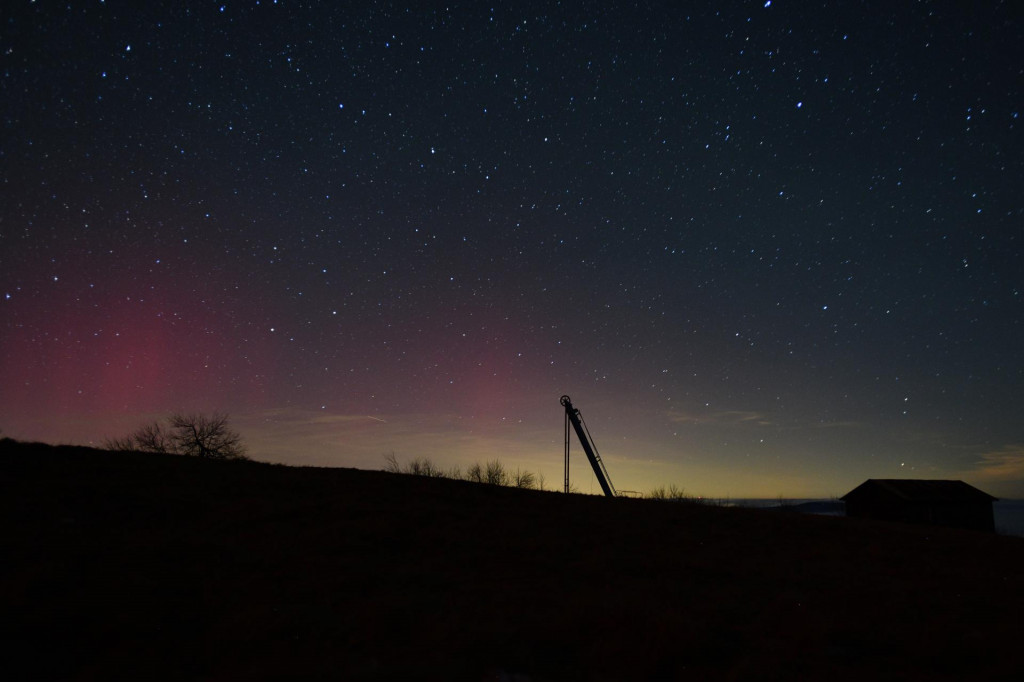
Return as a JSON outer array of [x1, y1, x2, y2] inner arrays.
[[2, 438, 1023, 680]]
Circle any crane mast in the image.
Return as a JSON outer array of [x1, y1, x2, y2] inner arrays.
[[561, 395, 617, 497]]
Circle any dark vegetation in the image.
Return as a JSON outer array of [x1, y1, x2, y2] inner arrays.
[[104, 412, 247, 461], [3, 437, 1023, 681], [383, 453, 545, 491], [383, 454, 696, 500]]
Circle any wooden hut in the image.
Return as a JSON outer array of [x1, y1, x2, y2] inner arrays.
[[841, 479, 997, 532]]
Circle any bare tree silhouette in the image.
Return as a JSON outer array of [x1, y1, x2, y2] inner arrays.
[[647, 484, 686, 500], [465, 462, 484, 483], [512, 468, 536, 489], [484, 459, 508, 486], [381, 453, 547, 490], [135, 421, 173, 454], [383, 451, 402, 473], [383, 452, 448, 477], [106, 412, 247, 460], [168, 413, 246, 460]]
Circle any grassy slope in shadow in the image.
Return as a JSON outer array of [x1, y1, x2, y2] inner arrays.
[[2, 438, 1023, 681]]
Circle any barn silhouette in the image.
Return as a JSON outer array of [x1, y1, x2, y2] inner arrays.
[[841, 479, 997, 532]]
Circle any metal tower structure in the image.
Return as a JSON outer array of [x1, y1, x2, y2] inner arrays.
[[561, 395, 617, 497]]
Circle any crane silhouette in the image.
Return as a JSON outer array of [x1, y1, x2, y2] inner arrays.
[[561, 395, 617, 497]]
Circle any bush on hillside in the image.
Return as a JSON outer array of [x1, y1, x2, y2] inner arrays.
[[105, 412, 248, 461]]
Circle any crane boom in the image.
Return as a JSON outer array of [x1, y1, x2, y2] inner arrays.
[[561, 395, 617, 497]]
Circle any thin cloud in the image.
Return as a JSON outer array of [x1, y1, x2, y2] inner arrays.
[[966, 445, 1024, 482], [304, 414, 388, 425], [666, 409, 864, 431], [233, 407, 558, 473], [233, 408, 391, 463], [667, 409, 772, 426], [814, 420, 862, 429], [250, 408, 388, 427]]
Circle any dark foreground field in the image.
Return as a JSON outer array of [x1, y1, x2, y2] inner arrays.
[[2, 440, 1023, 681]]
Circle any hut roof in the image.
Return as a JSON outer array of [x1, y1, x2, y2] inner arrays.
[[841, 479, 998, 503]]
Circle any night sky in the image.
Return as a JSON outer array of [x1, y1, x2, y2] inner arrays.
[[3, 1, 1022, 498]]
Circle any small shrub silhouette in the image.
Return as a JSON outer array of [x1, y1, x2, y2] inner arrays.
[[512, 468, 536, 489], [383, 454, 545, 490], [647, 484, 686, 501]]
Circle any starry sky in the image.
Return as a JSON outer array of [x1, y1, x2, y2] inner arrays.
[[2, 1, 1022, 498]]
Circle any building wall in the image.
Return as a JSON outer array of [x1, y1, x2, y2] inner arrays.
[[846, 498, 994, 532], [927, 502, 995, 532]]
